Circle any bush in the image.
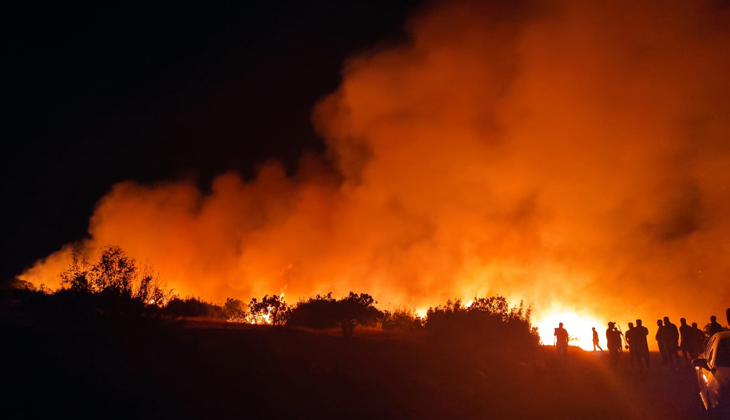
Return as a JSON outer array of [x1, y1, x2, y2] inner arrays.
[[286, 293, 340, 329], [162, 297, 226, 319], [425, 295, 539, 352], [287, 292, 382, 336], [224, 298, 246, 322], [59, 245, 173, 307], [382, 308, 424, 331]]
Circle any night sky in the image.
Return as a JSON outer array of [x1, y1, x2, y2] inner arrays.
[[2, 1, 421, 284], [8, 0, 730, 348]]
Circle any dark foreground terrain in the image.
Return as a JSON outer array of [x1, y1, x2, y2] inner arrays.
[[4, 318, 703, 420]]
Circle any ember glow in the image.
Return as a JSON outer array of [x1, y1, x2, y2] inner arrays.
[[19, 0, 730, 343]]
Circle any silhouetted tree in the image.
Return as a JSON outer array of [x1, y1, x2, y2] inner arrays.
[[91, 246, 137, 295], [287, 292, 382, 336], [339, 292, 381, 336], [224, 298, 245, 322], [55, 245, 174, 318], [59, 245, 92, 292], [247, 294, 290, 325]]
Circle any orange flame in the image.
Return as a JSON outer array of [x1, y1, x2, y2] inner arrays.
[[18, 0, 730, 341]]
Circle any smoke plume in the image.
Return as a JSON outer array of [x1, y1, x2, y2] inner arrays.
[[22, 0, 730, 332]]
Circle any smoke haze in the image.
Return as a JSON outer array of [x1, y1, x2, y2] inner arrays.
[[22, 0, 730, 333]]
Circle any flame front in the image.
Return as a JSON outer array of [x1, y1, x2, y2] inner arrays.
[[535, 310, 605, 351], [19, 0, 730, 336]]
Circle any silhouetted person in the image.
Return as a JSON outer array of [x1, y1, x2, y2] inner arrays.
[[656, 319, 668, 365], [606, 322, 622, 370], [554, 322, 569, 361], [727, 308, 730, 330], [663, 317, 680, 368], [679, 318, 693, 363], [709, 315, 724, 338], [625, 322, 636, 370], [633, 319, 650, 371], [691, 322, 705, 358], [592, 327, 603, 351]]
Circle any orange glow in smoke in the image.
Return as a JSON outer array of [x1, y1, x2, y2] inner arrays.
[[18, 0, 730, 338]]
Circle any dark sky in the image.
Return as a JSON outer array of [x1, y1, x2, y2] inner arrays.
[[2, 1, 422, 283]]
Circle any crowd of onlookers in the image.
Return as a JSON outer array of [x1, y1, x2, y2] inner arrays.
[[554, 308, 730, 371]]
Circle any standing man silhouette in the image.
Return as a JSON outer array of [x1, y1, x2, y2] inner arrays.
[[606, 322, 622, 371], [663, 317, 680, 368], [592, 327, 603, 352], [709, 315, 724, 338], [656, 319, 667, 365], [691, 322, 705, 358], [625, 322, 636, 371], [555, 322, 569, 362], [679, 318, 693, 363], [634, 319, 650, 371]]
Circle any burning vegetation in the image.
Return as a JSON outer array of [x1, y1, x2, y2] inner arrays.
[[17, 0, 730, 339], [8, 243, 539, 346]]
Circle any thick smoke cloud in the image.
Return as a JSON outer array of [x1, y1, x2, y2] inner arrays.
[[22, 0, 730, 330]]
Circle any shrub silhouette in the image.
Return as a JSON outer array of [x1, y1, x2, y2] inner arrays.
[[382, 308, 425, 331], [92, 246, 137, 295], [59, 246, 93, 292], [48, 249, 534, 349], [52, 245, 175, 318], [426, 295, 539, 352], [224, 298, 245, 322], [287, 292, 382, 336], [286, 293, 340, 329], [163, 296, 226, 319], [59, 245, 173, 306], [338, 292, 381, 336]]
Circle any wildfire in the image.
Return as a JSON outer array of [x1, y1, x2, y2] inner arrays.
[[246, 292, 286, 325], [535, 310, 605, 351], [16, 0, 730, 336]]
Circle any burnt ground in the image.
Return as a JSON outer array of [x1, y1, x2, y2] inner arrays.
[[3, 318, 705, 420]]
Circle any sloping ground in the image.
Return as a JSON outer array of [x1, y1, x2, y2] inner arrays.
[[4, 318, 702, 420]]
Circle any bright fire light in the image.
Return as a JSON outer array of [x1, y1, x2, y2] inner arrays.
[[535, 310, 605, 351]]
